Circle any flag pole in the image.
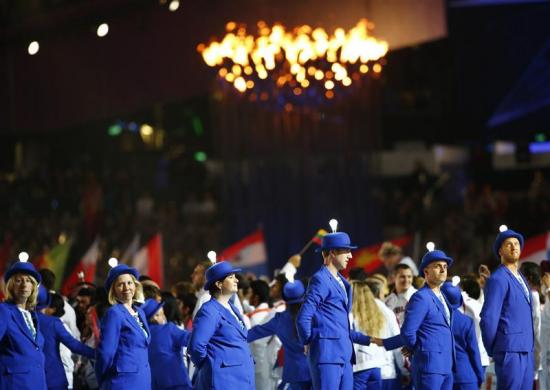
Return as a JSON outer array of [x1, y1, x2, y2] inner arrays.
[[298, 239, 314, 256]]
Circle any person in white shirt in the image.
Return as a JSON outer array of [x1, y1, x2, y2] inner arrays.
[[384, 264, 417, 326], [351, 280, 401, 389], [521, 262, 543, 381], [247, 280, 277, 390]]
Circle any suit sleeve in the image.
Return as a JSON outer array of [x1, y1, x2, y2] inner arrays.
[[55, 318, 95, 358], [247, 315, 279, 342], [400, 292, 428, 351], [296, 274, 326, 345], [480, 276, 506, 356], [350, 329, 371, 346], [465, 318, 484, 386], [188, 305, 219, 367], [0, 305, 7, 339], [95, 307, 122, 382], [170, 323, 191, 349]]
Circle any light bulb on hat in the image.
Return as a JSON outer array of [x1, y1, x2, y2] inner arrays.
[[451, 275, 461, 286], [108, 257, 119, 268], [499, 225, 508, 232], [329, 219, 338, 233], [207, 251, 217, 264], [18, 251, 29, 262], [426, 241, 435, 251]]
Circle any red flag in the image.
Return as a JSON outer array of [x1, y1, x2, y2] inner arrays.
[[347, 235, 413, 275], [521, 232, 550, 264], [220, 229, 267, 268], [61, 238, 100, 296], [132, 234, 164, 287]]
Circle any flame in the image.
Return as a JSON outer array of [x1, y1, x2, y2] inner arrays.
[[198, 19, 388, 98]]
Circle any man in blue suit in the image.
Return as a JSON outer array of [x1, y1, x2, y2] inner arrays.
[[480, 229, 534, 390], [296, 232, 372, 390], [401, 250, 455, 390]]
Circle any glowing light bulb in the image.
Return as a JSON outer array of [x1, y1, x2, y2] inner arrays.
[[207, 251, 217, 264], [97, 23, 109, 37], [18, 252, 29, 262], [499, 225, 508, 233], [426, 242, 435, 252], [329, 219, 338, 233], [108, 258, 119, 268], [28, 41, 39, 55]]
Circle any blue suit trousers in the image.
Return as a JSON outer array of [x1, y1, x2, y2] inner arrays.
[[493, 351, 533, 390], [353, 367, 381, 390], [413, 372, 452, 390], [310, 361, 353, 390]]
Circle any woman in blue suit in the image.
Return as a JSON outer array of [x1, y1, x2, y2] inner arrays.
[[95, 264, 151, 389], [141, 298, 192, 390], [188, 261, 255, 390], [35, 286, 95, 390], [0, 261, 47, 390], [247, 280, 312, 390]]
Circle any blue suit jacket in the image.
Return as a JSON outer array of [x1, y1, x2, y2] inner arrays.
[[296, 266, 370, 365], [95, 303, 151, 389], [36, 312, 94, 389], [148, 322, 192, 390], [0, 302, 47, 390], [451, 309, 484, 385], [480, 265, 534, 356], [401, 285, 455, 375], [188, 298, 255, 390], [248, 310, 311, 383]]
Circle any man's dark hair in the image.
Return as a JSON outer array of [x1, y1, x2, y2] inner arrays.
[[349, 267, 367, 281], [177, 292, 198, 314], [460, 276, 481, 300], [39, 268, 56, 291], [520, 262, 541, 287], [250, 280, 270, 304], [50, 293, 66, 317], [139, 275, 153, 282], [394, 263, 412, 273]]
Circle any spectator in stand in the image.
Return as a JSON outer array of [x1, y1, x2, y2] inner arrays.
[[378, 242, 419, 279], [188, 261, 255, 390], [95, 264, 151, 389], [0, 261, 47, 389], [384, 264, 417, 326]]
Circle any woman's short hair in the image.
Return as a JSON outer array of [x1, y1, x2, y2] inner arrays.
[[4, 273, 39, 310], [107, 274, 144, 305]]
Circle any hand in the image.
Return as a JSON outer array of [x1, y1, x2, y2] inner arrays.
[[478, 264, 490, 280], [401, 347, 412, 358], [371, 337, 383, 347], [289, 254, 302, 268]]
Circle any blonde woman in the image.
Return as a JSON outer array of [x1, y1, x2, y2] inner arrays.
[[351, 280, 401, 390], [95, 264, 151, 389], [0, 261, 47, 389]]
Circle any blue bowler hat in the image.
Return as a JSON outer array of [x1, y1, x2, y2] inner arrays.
[[4, 261, 42, 284], [204, 261, 242, 290], [105, 264, 140, 292], [141, 298, 164, 320], [441, 281, 462, 310], [36, 285, 51, 310], [418, 250, 453, 275], [283, 280, 306, 304], [493, 229, 524, 260], [316, 232, 358, 253]]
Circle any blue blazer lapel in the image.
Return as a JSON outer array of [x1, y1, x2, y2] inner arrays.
[[117, 304, 148, 341], [427, 288, 451, 327], [502, 266, 531, 305], [321, 267, 348, 305], [8, 304, 38, 345], [214, 299, 247, 338]]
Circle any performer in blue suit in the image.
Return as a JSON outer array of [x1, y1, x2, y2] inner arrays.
[[480, 229, 534, 390], [247, 280, 312, 390], [400, 250, 455, 390], [35, 285, 95, 390], [296, 232, 372, 390], [188, 261, 255, 390], [95, 264, 151, 390], [141, 298, 192, 390], [0, 261, 47, 390], [441, 282, 484, 390]]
